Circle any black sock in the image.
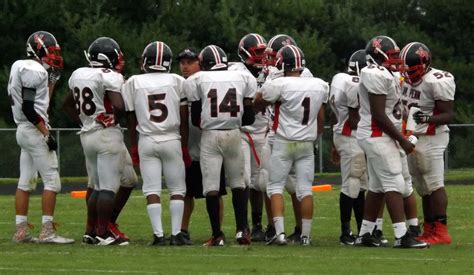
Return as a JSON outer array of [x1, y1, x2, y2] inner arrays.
[[434, 215, 447, 225], [86, 189, 99, 235], [353, 191, 365, 232], [205, 195, 221, 237], [232, 188, 249, 231], [96, 190, 115, 236], [339, 192, 353, 234], [111, 186, 133, 223], [252, 212, 262, 227]]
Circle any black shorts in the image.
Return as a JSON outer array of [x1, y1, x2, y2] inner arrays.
[[185, 161, 227, 199]]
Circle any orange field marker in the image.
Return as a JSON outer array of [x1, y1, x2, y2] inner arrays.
[[312, 184, 332, 192], [71, 190, 87, 198]]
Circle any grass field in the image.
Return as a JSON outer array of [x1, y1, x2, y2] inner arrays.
[[0, 185, 473, 274]]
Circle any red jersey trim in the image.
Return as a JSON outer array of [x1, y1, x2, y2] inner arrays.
[[272, 101, 281, 133], [370, 117, 383, 137], [341, 120, 352, 136]]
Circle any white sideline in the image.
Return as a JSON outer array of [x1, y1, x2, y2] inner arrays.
[[0, 267, 157, 274]]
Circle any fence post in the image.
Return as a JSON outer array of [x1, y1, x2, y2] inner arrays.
[[56, 129, 60, 175]]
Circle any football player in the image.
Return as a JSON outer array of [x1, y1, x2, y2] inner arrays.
[[183, 45, 257, 246], [177, 48, 227, 245], [400, 42, 454, 244], [228, 33, 269, 242], [355, 35, 427, 248], [9, 31, 74, 244], [255, 45, 329, 246], [329, 49, 367, 245], [65, 37, 131, 245], [122, 41, 189, 246]]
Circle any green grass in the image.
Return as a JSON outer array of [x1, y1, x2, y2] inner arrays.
[[0, 185, 473, 273]]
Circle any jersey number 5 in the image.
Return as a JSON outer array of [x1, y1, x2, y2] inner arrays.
[[148, 93, 168, 123], [208, 88, 240, 117], [73, 87, 96, 116]]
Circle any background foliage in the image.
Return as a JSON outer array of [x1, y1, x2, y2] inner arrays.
[[0, 0, 473, 174]]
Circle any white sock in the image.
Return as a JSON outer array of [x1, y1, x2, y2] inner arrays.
[[375, 218, 384, 231], [301, 219, 312, 238], [393, 222, 407, 239], [273, 216, 284, 235], [16, 215, 27, 225], [359, 220, 376, 236], [147, 203, 163, 237], [170, 200, 184, 236], [407, 218, 418, 226], [42, 215, 54, 224]]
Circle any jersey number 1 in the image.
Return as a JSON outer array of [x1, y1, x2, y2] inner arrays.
[[301, 97, 310, 125], [208, 88, 240, 117]]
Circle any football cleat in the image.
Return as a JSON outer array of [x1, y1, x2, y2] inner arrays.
[[417, 222, 434, 242], [300, 236, 311, 246], [339, 232, 356, 245], [236, 229, 251, 245], [150, 234, 167, 246], [372, 229, 389, 247], [287, 226, 302, 244], [82, 233, 98, 245], [96, 235, 116, 246], [394, 233, 429, 249], [355, 232, 382, 247], [202, 235, 225, 247], [38, 222, 74, 244], [423, 221, 452, 245], [264, 224, 276, 242], [170, 232, 187, 246], [408, 225, 421, 237], [266, 233, 287, 245], [108, 223, 130, 242], [180, 230, 194, 245], [250, 225, 265, 242], [12, 222, 37, 243]]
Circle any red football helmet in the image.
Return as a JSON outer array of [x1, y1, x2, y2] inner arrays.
[[400, 42, 432, 85], [26, 31, 63, 70]]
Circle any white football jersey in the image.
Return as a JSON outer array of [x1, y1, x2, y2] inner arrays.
[[183, 70, 257, 130], [265, 66, 313, 81], [401, 68, 455, 135], [68, 67, 124, 133], [228, 62, 269, 134], [8, 60, 49, 125], [357, 64, 402, 140], [261, 76, 329, 141], [122, 73, 186, 143], [330, 72, 360, 137]]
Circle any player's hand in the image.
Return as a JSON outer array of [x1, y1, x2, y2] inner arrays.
[[130, 144, 139, 167], [182, 147, 192, 168], [44, 135, 57, 151], [413, 111, 431, 124], [400, 139, 415, 155], [330, 145, 340, 165], [96, 113, 115, 128], [48, 69, 62, 86]]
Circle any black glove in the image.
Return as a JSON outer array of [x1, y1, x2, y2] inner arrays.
[[45, 135, 57, 151], [413, 111, 431, 124]]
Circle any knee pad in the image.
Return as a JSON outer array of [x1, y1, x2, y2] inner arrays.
[[347, 177, 362, 199], [295, 186, 312, 201], [350, 152, 366, 179], [285, 174, 296, 194], [43, 173, 61, 193], [266, 184, 284, 198], [18, 177, 38, 192], [402, 179, 414, 198], [252, 168, 268, 192], [413, 149, 431, 174]]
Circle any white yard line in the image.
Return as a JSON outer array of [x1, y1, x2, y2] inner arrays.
[[0, 267, 157, 274]]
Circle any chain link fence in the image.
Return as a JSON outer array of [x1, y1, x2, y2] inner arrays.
[[1, 125, 473, 178]]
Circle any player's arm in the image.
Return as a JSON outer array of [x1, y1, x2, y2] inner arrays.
[[106, 90, 125, 111], [21, 87, 49, 136], [317, 104, 325, 137], [414, 100, 454, 125], [126, 111, 139, 167], [369, 93, 414, 154], [253, 92, 271, 112], [63, 91, 81, 125], [242, 97, 255, 126]]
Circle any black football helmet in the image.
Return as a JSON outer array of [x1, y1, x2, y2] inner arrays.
[[400, 42, 432, 85], [199, 45, 228, 71], [85, 37, 124, 72], [26, 31, 63, 69], [275, 45, 305, 72], [365, 35, 401, 71], [347, 49, 367, 76], [263, 34, 297, 67], [141, 41, 173, 73], [238, 33, 267, 68]]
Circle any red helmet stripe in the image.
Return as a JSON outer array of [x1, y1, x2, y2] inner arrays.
[[288, 45, 301, 69], [209, 45, 221, 65]]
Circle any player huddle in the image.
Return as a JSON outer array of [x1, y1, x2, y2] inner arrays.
[[8, 31, 454, 249]]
